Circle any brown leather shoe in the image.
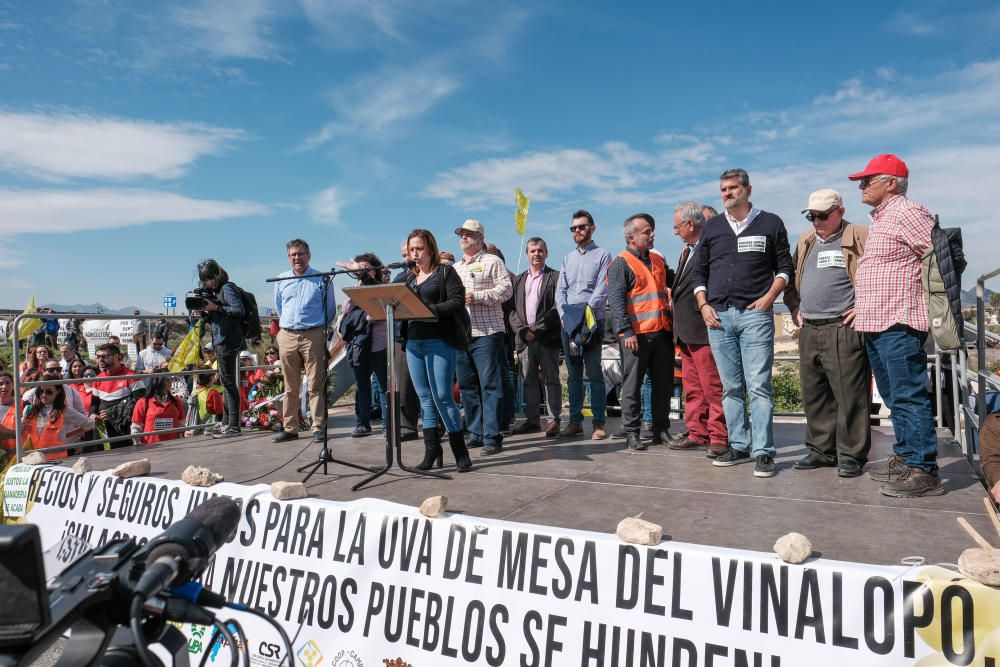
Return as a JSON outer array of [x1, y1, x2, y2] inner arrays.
[[867, 455, 906, 482], [879, 468, 945, 497], [592, 425, 608, 440], [667, 437, 707, 450], [557, 422, 583, 438], [706, 444, 729, 459]]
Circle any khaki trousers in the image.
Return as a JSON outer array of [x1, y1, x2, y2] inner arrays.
[[277, 327, 327, 432]]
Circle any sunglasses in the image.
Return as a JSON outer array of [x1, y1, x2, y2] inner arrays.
[[39, 388, 57, 397], [83, 373, 96, 378], [805, 209, 837, 222], [569, 224, 591, 232]]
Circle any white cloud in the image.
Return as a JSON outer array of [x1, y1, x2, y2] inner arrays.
[[0, 188, 267, 234], [306, 185, 352, 225], [297, 0, 411, 44], [0, 111, 246, 181], [169, 0, 284, 60], [300, 63, 458, 149], [424, 138, 720, 209], [887, 10, 935, 35]]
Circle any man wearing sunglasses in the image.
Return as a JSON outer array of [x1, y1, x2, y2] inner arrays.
[[554, 210, 613, 441], [848, 154, 943, 497], [783, 189, 871, 478], [89, 343, 144, 448]]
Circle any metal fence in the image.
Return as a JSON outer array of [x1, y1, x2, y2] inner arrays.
[[8, 312, 278, 462]]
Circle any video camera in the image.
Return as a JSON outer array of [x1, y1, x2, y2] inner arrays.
[[0, 496, 291, 667], [184, 287, 221, 313]]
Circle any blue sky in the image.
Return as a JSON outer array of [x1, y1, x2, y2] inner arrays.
[[2, 0, 999, 312]]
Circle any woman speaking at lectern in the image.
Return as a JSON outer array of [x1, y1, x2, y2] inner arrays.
[[399, 229, 473, 473]]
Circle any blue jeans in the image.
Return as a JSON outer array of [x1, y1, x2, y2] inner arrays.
[[562, 331, 606, 425], [405, 338, 462, 433], [456, 332, 504, 446], [707, 308, 775, 457], [865, 326, 937, 473], [642, 372, 652, 424]]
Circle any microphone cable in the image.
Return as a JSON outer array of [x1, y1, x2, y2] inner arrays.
[[234, 436, 313, 484]]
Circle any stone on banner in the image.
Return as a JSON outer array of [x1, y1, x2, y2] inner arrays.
[[22, 451, 47, 465], [72, 458, 92, 474], [958, 548, 1000, 586], [616, 517, 662, 545], [182, 465, 224, 487], [774, 532, 813, 564], [112, 459, 151, 478], [419, 496, 448, 518], [271, 481, 307, 500]]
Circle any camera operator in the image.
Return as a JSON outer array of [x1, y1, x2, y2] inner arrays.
[[196, 259, 245, 439], [336, 253, 388, 438]]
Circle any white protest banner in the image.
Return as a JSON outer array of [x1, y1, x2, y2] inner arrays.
[[10, 465, 1000, 667]]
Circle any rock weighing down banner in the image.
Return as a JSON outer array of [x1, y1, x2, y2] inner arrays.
[[8, 465, 1000, 667]]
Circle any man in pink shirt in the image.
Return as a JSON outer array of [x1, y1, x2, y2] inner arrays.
[[850, 153, 943, 498], [508, 238, 563, 437]]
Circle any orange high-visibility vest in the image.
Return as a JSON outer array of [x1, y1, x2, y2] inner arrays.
[[23, 411, 68, 460], [619, 250, 672, 335], [0, 404, 17, 456]]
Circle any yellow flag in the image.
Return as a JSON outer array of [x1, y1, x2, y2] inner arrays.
[[168, 321, 204, 372], [17, 296, 43, 341], [514, 187, 530, 236]]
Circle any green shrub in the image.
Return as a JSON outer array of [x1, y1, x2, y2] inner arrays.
[[772, 364, 803, 412]]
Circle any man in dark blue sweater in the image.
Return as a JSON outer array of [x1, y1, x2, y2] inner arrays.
[[690, 168, 793, 478]]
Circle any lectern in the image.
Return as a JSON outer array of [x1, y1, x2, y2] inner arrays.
[[343, 283, 451, 490]]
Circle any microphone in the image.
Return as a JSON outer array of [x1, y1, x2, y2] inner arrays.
[[384, 260, 415, 270], [133, 495, 241, 599]]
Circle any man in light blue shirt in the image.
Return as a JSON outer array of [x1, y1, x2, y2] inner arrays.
[[555, 209, 612, 440], [273, 238, 336, 443]]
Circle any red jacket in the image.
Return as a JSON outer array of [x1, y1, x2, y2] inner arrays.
[[131, 396, 185, 444]]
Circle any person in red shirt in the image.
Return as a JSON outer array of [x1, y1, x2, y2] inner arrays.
[[131, 365, 185, 444], [89, 343, 144, 448]]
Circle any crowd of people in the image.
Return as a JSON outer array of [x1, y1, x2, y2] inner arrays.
[[0, 154, 954, 500]]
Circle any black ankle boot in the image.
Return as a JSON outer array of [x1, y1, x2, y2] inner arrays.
[[448, 431, 473, 472], [416, 429, 443, 470]]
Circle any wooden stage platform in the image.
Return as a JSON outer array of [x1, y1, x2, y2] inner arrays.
[[56, 410, 995, 567]]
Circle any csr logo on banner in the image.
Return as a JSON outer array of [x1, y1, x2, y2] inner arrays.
[[255, 641, 282, 666]]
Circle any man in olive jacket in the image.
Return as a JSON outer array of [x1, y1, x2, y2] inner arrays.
[[784, 188, 871, 478], [509, 237, 563, 436]]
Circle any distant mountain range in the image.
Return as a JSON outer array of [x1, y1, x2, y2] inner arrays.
[[962, 288, 995, 307], [41, 303, 156, 316]]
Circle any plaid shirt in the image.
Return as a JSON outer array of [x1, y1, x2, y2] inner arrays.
[[454, 250, 513, 337], [854, 194, 934, 333]]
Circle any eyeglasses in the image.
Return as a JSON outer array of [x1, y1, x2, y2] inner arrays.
[[859, 175, 889, 190], [288, 252, 309, 258], [569, 224, 591, 232], [805, 208, 838, 222]]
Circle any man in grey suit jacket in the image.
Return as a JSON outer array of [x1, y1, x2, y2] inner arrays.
[[509, 237, 563, 437], [671, 201, 728, 457]]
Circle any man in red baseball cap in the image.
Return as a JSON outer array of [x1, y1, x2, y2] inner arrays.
[[849, 153, 943, 498]]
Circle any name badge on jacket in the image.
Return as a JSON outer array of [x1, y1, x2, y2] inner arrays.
[[816, 250, 846, 269], [737, 235, 766, 253]]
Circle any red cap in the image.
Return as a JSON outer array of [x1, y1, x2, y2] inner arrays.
[[848, 153, 909, 181]]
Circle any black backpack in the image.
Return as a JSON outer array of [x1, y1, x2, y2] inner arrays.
[[229, 283, 262, 342]]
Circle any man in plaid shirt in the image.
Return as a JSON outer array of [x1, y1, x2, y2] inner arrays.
[[454, 219, 513, 456], [850, 153, 943, 498]]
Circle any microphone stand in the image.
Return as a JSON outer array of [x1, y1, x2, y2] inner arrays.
[[266, 267, 376, 483]]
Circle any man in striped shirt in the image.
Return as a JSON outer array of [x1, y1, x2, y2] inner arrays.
[[454, 219, 513, 456], [850, 153, 943, 498]]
